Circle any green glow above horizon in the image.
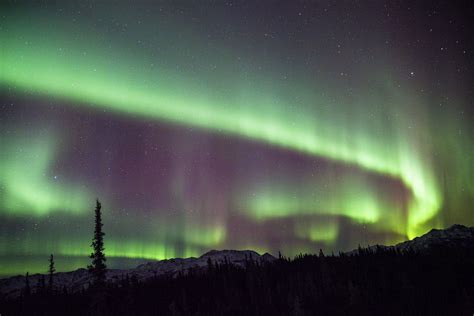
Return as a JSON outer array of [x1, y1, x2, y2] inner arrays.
[[0, 212, 224, 275]]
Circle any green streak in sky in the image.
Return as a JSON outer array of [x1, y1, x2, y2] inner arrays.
[[56, 240, 199, 260], [295, 220, 339, 243], [0, 21, 442, 238], [0, 133, 92, 216], [242, 176, 392, 224]]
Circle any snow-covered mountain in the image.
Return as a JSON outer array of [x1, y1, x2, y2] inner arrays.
[[0, 249, 275, 299], [347, 224, 474, 255], [394, 224, 474, 253]]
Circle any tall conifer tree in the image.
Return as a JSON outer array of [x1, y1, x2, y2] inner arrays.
[[88, 200, 107, 287], [48, 254, 55, 291]]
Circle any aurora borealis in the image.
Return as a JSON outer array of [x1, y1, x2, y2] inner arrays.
[[0, 1, 473, 276]]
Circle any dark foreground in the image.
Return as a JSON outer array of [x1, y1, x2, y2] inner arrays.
[[1, 247, 473, 315]]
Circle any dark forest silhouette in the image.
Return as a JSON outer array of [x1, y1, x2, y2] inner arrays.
[[3, 248, 473, 315], [1, 201, 473, 315]]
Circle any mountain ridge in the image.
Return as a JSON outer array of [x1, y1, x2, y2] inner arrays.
[[347, 224, 474, 255]]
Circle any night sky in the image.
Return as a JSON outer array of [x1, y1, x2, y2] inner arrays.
[[1, 1, 473, 276]]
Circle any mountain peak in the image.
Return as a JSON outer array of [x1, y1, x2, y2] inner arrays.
[[396, 224, 474, 253], [447, 224, 470, 231], [347, 224, 474, 256]]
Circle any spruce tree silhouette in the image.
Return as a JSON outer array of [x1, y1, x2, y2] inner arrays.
[[319, 248, 325, 258], [88, 199, 107, 287], [48, 254, 55, 292], [23, 272, 30, 297]]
